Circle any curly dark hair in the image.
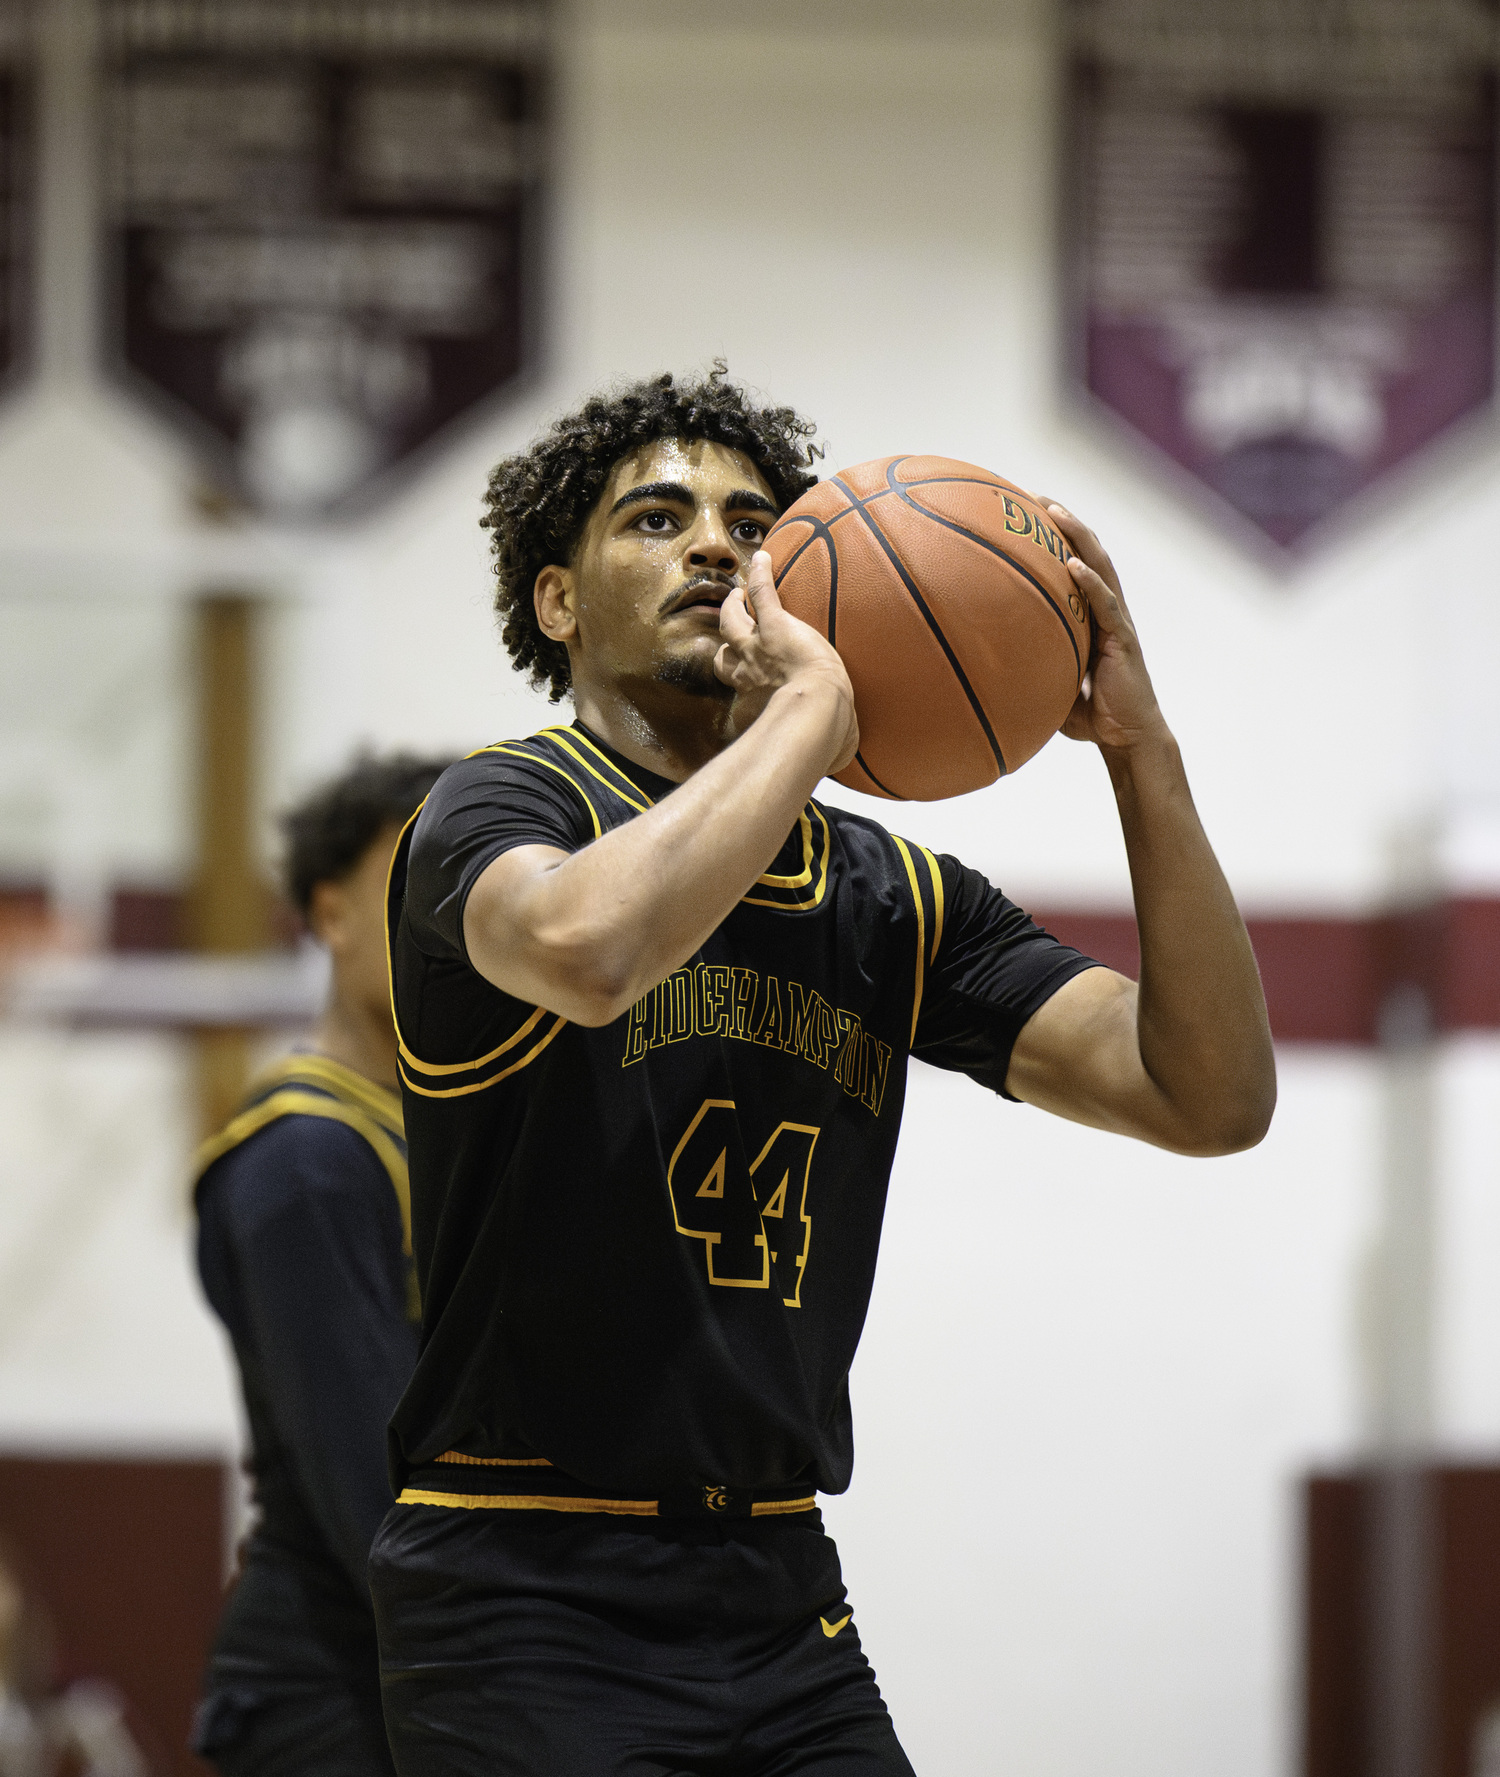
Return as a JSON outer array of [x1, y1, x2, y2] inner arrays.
[[480, 365, 821, 701], [281, 750, 455, 918]]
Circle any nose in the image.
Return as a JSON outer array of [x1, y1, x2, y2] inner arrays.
[[684, 509, 739, 575]]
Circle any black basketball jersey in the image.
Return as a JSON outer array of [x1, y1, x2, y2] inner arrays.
[[191, 1053, 419, 1727], [386, 722, 1097, 1501]]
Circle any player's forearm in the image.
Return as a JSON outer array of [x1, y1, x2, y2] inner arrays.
[[1108, 726, 1275, 1153], [475, 677, 848, 1023]]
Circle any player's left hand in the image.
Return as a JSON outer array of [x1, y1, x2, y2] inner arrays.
[[1039, 500, 1168, 754]]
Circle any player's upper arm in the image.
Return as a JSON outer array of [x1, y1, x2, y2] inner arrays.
[[403, 749, 612, 1021], [1004, 968, 1233, 1154], [1004, 967, 1151, 1131], [461, 842, 616, 1021]]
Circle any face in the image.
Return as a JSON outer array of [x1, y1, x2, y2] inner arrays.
[[534, 437, 779, 702], [307, 822, 403, 1027]]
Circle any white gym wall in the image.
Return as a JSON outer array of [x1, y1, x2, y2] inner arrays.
[[3, 4, 1499, 1774]]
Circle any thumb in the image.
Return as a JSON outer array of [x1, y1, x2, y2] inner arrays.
[[745, 550, 784, 622]]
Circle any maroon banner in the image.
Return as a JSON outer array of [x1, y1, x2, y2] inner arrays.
[[1068, 2, 1497, 550], [102, 0, 546, 516]]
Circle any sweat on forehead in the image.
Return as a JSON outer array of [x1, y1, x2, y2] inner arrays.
[[600, 439, 775, 509]]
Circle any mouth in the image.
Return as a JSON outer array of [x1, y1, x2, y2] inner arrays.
[[668, 577, 736, 617]]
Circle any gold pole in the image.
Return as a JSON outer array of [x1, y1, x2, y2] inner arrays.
[[186, 595, 269, 1141]]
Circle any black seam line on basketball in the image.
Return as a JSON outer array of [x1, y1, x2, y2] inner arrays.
[[816, 473, 1019, 530], [880, 463, 1083, 689], [816, 467, 1079, 664], [777, 471, 1023, 552], [854, 749, 900, 798], [769, 518, 840, 648], [833, 471, 1007, 777], [776, 462, 1052, 666]]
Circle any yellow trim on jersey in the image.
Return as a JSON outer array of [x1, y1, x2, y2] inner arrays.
[[384, 755, 576, 1097], [756, 810, 815, 889], [891, 836, 926, 1047], [397, 1012, 568, 1099], [385, 802, 424, 1050], [193, 1089, 412, 1261], [271, 1055, 403, 1134], [540, 727, 653, 814], [742, 805, 832, 911], [398, 1488, 660, 1516], [479, 743, 603, 839], [918, 844, 945, 963], [397, 1003, 550, 1078]]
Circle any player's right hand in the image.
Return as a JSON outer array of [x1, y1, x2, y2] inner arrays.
[[714, 551, 859, 772]]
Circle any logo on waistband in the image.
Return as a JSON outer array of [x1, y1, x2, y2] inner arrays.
[[703, 1485, 730, 1512]]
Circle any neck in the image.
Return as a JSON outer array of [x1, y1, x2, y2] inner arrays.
[[571, 672, 735, 784], [314, 977, 400, 1092]]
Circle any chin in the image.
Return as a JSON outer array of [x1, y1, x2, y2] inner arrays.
[[655, 654, 732, 701]]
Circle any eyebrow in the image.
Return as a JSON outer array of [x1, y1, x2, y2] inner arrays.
[[608, 481, 779, 519]]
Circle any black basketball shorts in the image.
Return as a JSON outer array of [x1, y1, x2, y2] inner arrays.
[[369, 1503, 916, 1777]]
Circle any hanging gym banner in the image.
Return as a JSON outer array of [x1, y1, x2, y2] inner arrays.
[[102, 0, 546, 517], [1067, 0, 1497, 551], [0, 0, 33, 393]]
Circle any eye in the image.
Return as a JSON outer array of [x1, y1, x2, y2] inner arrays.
[[633, 510, 678, 533], [731, 519, 768, 544]]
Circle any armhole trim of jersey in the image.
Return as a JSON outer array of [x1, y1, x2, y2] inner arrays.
[[383, 764, 572, 1098], [540, 727, 653, 814], [757, 809, 815, 888], [891, 835, 926, 1047], [397, 1002, 553, 1077], [386, 799, 426, 1063], [396, 1011, 567, 1098], [742, 805, 832, 911], [193, 1090, 413, 1260]]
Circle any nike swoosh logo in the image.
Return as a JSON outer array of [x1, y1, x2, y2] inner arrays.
[[820, 1612, 852, 1638]]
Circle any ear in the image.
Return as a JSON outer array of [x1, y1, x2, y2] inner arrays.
[[307, 877, 348, 952], [534, 565, 578, 646]]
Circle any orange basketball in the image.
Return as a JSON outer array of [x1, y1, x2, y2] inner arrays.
[[764, 456, 1092, 801]]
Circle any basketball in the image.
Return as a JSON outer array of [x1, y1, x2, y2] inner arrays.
[[763, 456, 1093, 801]]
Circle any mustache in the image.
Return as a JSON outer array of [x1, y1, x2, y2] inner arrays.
[[660, 571, 740, 618]]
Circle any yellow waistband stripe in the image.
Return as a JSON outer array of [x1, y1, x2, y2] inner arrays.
[[397, 1488, 660, 1516], [435, 1450, 552, 1467], [395, 1487, 819, 1518]]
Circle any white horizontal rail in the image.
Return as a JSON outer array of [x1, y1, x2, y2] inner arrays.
[[1, 949, 328, 1028]]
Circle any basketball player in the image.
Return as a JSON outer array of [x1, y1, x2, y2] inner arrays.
[[192, 753, 451, 1777], [371, 370, 1276, 1775]]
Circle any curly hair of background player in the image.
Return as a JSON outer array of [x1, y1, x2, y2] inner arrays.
[[481, 364, 824, 703], [282, 752, 455, 918]]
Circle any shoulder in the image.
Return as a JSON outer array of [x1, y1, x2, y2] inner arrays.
[[399, 732, 612, 961], [819, 798, 946, 912], [412, 731, 612, 846], [196, 1111, 394, 1235], [817, 798, 909, 865]]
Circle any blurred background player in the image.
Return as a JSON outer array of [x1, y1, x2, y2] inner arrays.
[[189, 753, 452, 1777]]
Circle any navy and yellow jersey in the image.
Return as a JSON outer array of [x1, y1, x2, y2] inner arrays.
[[192, 1054, 421, 1698], [386, 722, 1098, 1504]]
